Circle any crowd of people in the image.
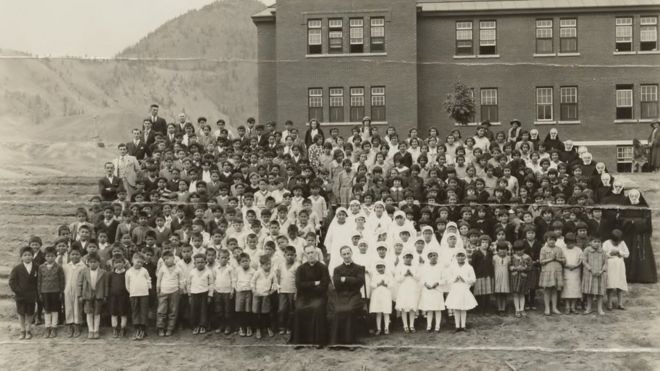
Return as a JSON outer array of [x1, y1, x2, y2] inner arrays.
[[9, 103, 658, 348]]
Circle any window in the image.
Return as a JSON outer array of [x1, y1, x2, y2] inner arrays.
[[329, 88, 344, 122], [616, 146, 634, 172], [479, 20, 497, 55], [456, 21, 474, 55], [350, 88, 365, 122], [560, 18, 578, 52], [616, 17, 633, 52], [308, 19, 322, 54], [370, 17, 385, 52], [560, 86, 578, 121], [616, 84, 634, 120], [641, 84, 659, 119], [536, 19, 553, 54], [350, 18, 364, 53], [536, 87, 553, 121], [480, 88, 498, 122], [371, 87, 386, 121], [641, 16, 658, 51], [308, 88, 323, 122], [328, 19, 343, 54]]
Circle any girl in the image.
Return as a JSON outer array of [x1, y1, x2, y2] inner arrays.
[[369, 261, 393, 335], [336, 159, 354, 207], [395, 251, 420, 333], [538, 232, 566, 316], [581, 238, 608, 315], [79, 253, 108, 339], [37, 246, 65, 338], [603, 229, 629, 310], [108, 258, 130, 337], [510, 241, 532, 317], [471, 235, 494, 314], [493, 242, 511, 315], [445, 251, 477, 332], [561, 233, 583, 314], [418, 250, 446, 332]]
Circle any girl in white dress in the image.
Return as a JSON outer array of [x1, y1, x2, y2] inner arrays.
[[445, 251, 477, 332], [395, 251, 420, 333], [561, 233, 583, 314], [418, 249, 446, 332], [369, 261, 393, 335], [603, 229, 629, 310]]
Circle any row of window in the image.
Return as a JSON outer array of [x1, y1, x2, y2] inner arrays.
[[615, 84, 659, 120], [308, 17, 385, 55], [308, 87, 386, 122], [454, 16, 659, 56]]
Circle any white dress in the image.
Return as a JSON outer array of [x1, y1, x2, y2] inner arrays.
[[369, 272, 393, 314], [445, 263, 478, 311], [603, 240, 629, 291], [395, 264, 420, 311], [561, 247, 583, 299], [417, 263, 446, 311]]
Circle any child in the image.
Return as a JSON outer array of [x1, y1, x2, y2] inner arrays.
[[212, 249, 235, 335], [126, 252, 152, 340], [251, 254, 277, 339], [445, 251, 477, 332], [369, 260, 393, 335], [9, 246, 39, 340], [418, 250, 446, 333], [493, 242, 511, 315], [63, 247, 85, 337], [581, 237, 608, 315], [538, 232, 566, 316], [78, 253, 108, 339], [510, 241, 532, 317], [471, 235, 494, 314], [603, 229, 629, 310], [235, 253, 255, 337], [157, 250, 185, 337], [37, 246, 65, 338], [561, 233, 583, 314], [101, 258, 127, 336], [276, 246, 298, 335], [187, 253, 214, 334], [395, 251, 420, 333]]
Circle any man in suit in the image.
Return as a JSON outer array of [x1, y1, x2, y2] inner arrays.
[[112, 143, 141, 199], [176, 113, 188, 135], [142, 119, 157, 148], [245, 117, 256, 137], [149, 104, 167, 135], [126, 128, 149, 161], [98, 162, 122, 201], [254, 124, 269, 148]]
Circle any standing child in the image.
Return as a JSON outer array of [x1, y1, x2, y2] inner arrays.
[[125, 253, 152, 340], [510, 241, 532, 317], [63, 248, 85, 337], [187, 253, 214, 335], [445, 251, 477, 332], [235, 253, 255, 337], [581, 238, 608, 315], [603, 229, 629, 310], [369, 260, 393, 335], [251, 254, 277, 339], [212, 249, 235, 335], [9, 246, 39, 340], [493, 242, 511, 315], [37, 246, 65, 338], [561, 233, 583, 314], [78, 253, 108, 339], [417, 250, 446, 333], [108, 258, 130, 337], [276, 246, 298, 335], [471, 235, 494, 314], [538, 232, 566, 316], [395, 251, 420, 333], [157, 250, 185, 337]]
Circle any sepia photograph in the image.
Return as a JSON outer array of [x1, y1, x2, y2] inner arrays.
[[1, 0, 660, 369]]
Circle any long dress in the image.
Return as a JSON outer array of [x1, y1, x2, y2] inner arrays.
[[369, 272, 393, 314], [394, 264, 420, 311], [561, 247, 583, 299], [417, 263, 446, 311], [493, 255, 511, 293], [510, 253, 532, 294], [330, 262, 365, 345], [581, 247, 608, 296], [603, 240, 629, 291], [622, 200, 658, 283], [538, 245, 566, 289], [290, 262, 330, 345], [445, 263, 478, 311]]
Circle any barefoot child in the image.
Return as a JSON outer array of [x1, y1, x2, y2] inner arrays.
[[510, 241, 532, 317], [9, 246, 39, 340], [445, 251, 477, 331], [395, 250, 420, 333], [109, 258, 130, 337], [493, 242, 511, 315], [539, 232, 565, 316], [581, 237, 608, 315], [561, 233, 583, 314], [603, 229, 629, 310], [369, 260, 393, 335], [38, 246, 65, 338], [63, 247, 85, 337], [78, 253, 108, 339], [126, 252, 152, 340], [418, 250, 446, 332]]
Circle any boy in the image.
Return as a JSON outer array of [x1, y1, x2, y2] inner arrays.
[[38, 246, 65, 338], [251, 254, 277, 339], [213, 249, 235, 335], [156, 250, 185, 337], [234, 253, 255, 336], [78, 253, 108, 339], [9, 246, 39, 340], [126, 253, 152, 340], [63, 247, 85, 337], [276, 246, 298, 334], [187, 253, 214, 334]]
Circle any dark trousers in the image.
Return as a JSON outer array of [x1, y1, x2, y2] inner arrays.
[[189, 292, 209, 328], [213, 292, 233, 330], [130, 296, 149, 327], [277, 293, 295, 331]]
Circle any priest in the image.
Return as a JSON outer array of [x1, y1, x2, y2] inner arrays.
[[330, 246, 366, 347], [290, 245, 330, 348]]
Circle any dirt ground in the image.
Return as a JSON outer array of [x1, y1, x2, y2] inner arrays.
[[1, 155, 660, 370]]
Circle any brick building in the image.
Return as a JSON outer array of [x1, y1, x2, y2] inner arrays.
[[252, 0, 660, 170]]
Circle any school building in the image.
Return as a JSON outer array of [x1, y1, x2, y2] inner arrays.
[[252, 0, 660, 171]]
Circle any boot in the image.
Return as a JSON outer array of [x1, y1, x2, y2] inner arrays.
[[73, 325, 81, 338], [51, 327, 57, 338], [44, 328, 51, 338], [67, 324, 74, 338]]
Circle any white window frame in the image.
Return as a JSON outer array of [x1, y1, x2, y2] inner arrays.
[[536, 87, 554, 121], [615, 17, 633, 52], [479, 20, 497, 55], [641, 16, 658, 51], [641, 84, 659, 119], [616, 85, 634, 120], [616, 146, 634, 163], [456, 21, 474, 55], [370, 86, 386, 121], [307, 19, 322, 54], [370, 17, 385, 52], [559, 86, 578, 121], [559, 18, 578, 53], [349, 18, 364, 53], [328, 18, 343, 53], [536, 19, 554, 54], [350, 87, 365, 122], [480, 88, 498, 122]]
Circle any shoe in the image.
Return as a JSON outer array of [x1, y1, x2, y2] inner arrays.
[[158, 329, 165, 337], [215, 328, 222, 334], [267, 328, 274, 337], [286, 329, 291, 335], [68, 325, 74, 338], [165, 330, 172, 337], [19, 331, 25, 340], [192, 327, 199, 335], [435, 329, 441, 333], [94, 331, 100, 339], [121, 328, 127, 337], [73, 325, 81, 338], [617, 305, 626, 310], [138, 329, 145, 340], [375, 330, 381, 336], [384, 329, 389, 335], [239, 328, 246, 337], [454, 328, 461, 333], [521, 311, 527, 317], [279, 329, 285, 335], [403, 327, 409, 333], [44, 328, 51, 338], [133, 331, 140, 340], [246, 328, 253, 337], [88, 331, 94, 339], [224, 328, 231, 336], [51, 328, 57, 338], [410, 327, 416, 333], [255, 329, 262, 339], [25, 331, 32, 340]]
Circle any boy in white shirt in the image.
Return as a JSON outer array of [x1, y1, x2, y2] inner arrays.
[[156, 251, 185, 337], [187, 253, 214, 335], [234, 253, 255, 337], [212, 249, 235, 335], [125, 253, 151, 340], [250, 254, 277, 339], [276, 246, 298, 335]]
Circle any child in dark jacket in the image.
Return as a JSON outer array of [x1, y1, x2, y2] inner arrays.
[[37, 246, 65, 338], [9, 246, 39, 340]]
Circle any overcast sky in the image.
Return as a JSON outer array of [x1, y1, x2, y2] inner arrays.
[[0, 0, 275, 57]]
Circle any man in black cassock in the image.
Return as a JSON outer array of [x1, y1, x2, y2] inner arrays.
[[330, 246, 365, 346], [290, 245, 330, 348]]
